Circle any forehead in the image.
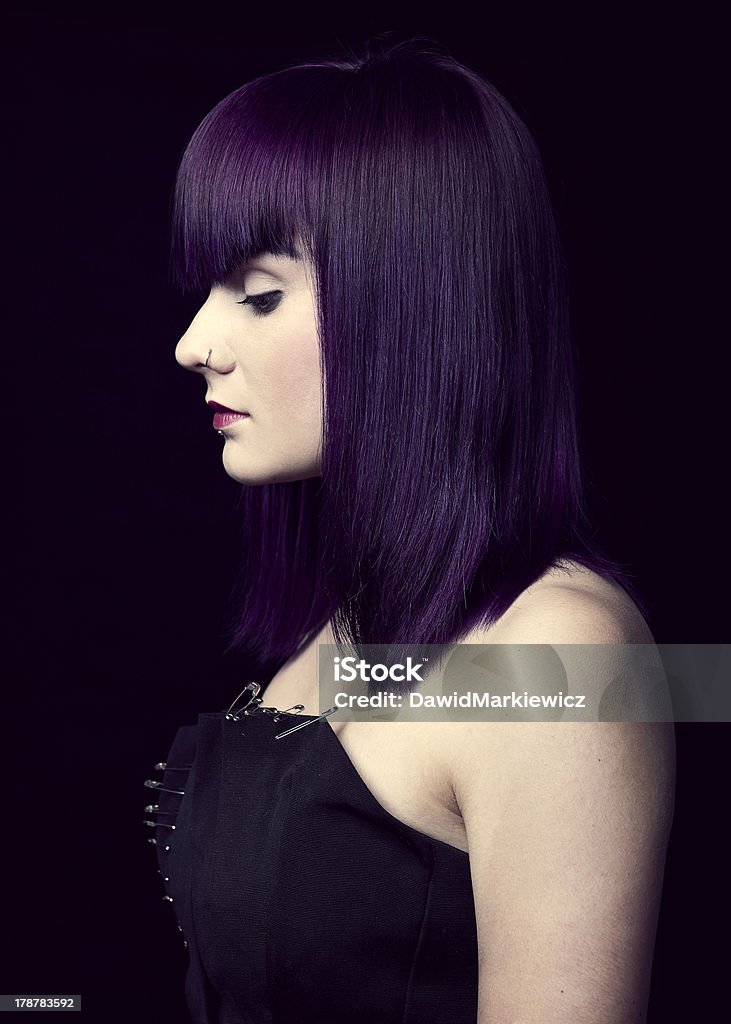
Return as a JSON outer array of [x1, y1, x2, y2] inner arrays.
[[237, 249, 316, 287]]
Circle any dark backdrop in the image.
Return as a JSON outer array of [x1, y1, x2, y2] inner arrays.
[[3, 4, 726, 1021]]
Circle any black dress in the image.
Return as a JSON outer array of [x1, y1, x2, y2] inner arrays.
[[144, 691, 479, 1024]]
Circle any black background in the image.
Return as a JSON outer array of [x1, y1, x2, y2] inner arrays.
[[3, 3, 726, 1020]]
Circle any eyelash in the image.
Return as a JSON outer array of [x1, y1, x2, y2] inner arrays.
[[237, 291, 283, 316]]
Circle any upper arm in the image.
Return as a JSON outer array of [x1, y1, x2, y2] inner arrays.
[[450, 587, 676, 1023]]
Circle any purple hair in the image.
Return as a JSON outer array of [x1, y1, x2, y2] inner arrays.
[[169, 38, 648, 681]]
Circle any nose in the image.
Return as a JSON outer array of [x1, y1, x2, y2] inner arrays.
[[175, 296, 236, 374]]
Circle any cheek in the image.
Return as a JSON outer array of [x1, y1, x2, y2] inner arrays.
[[265, 328, 322, 418]]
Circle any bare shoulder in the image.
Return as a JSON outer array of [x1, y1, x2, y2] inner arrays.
[[477, 557, 656, 644], [425, 559, 663, 774], [444, 557, 673, 788]]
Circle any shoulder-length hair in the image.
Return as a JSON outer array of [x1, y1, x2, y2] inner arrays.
[[169, 37, 647, 680]]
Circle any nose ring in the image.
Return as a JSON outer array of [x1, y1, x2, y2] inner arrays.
[[204, 348, 212, 369]]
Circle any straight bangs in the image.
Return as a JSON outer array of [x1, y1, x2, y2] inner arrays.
[[168, 67, 344, 295]]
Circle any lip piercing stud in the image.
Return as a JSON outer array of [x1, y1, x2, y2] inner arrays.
[[204, 348, 212, 369]]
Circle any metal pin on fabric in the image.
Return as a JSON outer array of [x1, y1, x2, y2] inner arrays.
[[274, 706, 338, 739], [144, 779, 185, 795], [272, 704, 306, 721], [234, 698, 264, 721], [144, 820, 176, 829], [154, 762, 192, 772], [225, 682, 262, 720], [145, 805, 177, 815]]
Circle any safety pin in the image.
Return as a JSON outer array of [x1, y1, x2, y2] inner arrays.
[[271, 704, 306, 721], [154, 762, 192, 772], [274, 706, 338, 739], [225, 682, 312, 723], [144, 804, 178, 815], [240, 703, 306, 721], [144, 779, 185, 795], [224, 682, 261, 720], [143, 820, 176, 829], [232, 698, 264, 721]]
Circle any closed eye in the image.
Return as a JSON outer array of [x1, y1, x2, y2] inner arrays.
[[237, 291, 283, 316]]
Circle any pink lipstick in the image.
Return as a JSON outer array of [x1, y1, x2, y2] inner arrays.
[[207, 400, 250, 430]]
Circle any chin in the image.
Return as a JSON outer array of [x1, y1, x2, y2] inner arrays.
[[222, 450, 322, 485]]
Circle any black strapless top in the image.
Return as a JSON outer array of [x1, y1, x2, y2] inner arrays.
[[144, 697, 478, 1023]]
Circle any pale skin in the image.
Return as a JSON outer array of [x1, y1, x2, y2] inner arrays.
[[175, 252, 323, 484], [176, 251, 676, 1023]]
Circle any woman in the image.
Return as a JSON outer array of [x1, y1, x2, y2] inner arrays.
[[147, 37, 675, 1023]]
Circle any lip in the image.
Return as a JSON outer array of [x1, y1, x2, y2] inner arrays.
[[207, 399, 250, 431], [207, 400, 249, 415]]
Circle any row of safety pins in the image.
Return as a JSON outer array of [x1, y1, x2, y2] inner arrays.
[[143, 756, 190, 857], [222, 681, 338, 739], [144, 681, 339, 845], [143, 760, 191, 922]]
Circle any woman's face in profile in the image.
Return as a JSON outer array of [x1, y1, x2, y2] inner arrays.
[[175, 253, 323, 485]]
